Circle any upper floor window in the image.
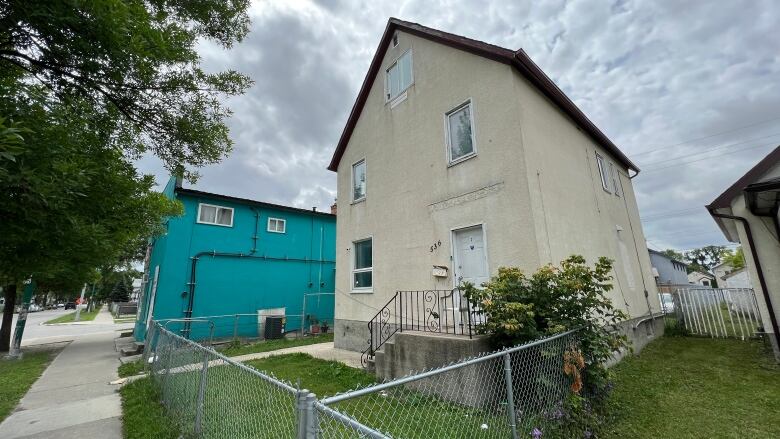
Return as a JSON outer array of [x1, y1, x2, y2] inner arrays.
[[352, 159, 366, 202], [353, 238, 373, 291], [595, 153, 611, 193], [446, 101, 476, 164], [610, 163, 622, 197], [268, 217, 286, 233], [197, 203, 233, 227], [386, 50, 412, 101]]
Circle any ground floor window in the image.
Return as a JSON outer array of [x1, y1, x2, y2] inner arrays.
[[352, 238, 372, 291]]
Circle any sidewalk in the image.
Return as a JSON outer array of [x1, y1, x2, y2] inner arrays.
[[0, 331, 123, 438], [231, 341, 362, 368]]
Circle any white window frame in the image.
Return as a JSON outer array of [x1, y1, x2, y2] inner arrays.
[[351, 237, 373, 293], [610, 163, 622, 197], [385, 49, 413, 102], [595, 153, 611, 193], [445, 99, 477, 165], [267, 217, 286, 234], [351, 158, 367, 203], [196, 203, 234, 227]]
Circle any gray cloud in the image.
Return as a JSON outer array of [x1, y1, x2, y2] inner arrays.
[[136, 0, 780, 252]]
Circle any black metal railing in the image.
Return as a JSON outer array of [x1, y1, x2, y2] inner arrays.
[[361, 288, 485, 367]]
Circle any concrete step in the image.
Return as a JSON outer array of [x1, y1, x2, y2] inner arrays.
[[120, 342, 144, 357], [118, 330, 133, 338], [119, 354, 142, 364]]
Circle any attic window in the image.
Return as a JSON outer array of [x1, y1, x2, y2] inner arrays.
[[386, 50, 412, 101], [392, 33, 399, 47]]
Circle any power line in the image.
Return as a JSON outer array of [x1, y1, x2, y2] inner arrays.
[[632, 116, 780, 157], [641, 207, 703, 221], [639, 132, 780, 167], [642, 142, 776, 173]]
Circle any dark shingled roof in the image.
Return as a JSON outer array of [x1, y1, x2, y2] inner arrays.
[[708, 145, 780, 209], [327, 18, 639, 173]]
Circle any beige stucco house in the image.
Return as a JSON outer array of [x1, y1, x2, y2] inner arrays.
[[709, 145, 780, 360], [327, 19, 662, 368]]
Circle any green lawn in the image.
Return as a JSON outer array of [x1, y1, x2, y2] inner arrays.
[[605, 337, 780, 438], [0, 350, 58, 422], [118, 359, 145, 378], [45, 305, 102, 324], [218, 333, 333, 357], [120, 378, 180, 439]]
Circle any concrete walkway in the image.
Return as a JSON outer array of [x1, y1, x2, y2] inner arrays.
[[232, 341, 363, 368], [0, 330, 123, 438]]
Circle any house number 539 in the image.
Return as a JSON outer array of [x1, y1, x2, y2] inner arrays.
[[430, 240, 442, 252]]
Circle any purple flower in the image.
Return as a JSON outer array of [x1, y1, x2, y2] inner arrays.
[[584, 431, 592, 438], [531, 428, 542, 438]]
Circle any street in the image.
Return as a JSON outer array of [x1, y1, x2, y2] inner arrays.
[[8, 308, 134, 347]]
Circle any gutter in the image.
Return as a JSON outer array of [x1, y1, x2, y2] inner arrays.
[[708, 209, 780, 350]]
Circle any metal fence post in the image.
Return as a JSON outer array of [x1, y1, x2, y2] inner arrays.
[[503, 353, 519, 439], [194, 349, 209, 436], [305, 392, 319, 438], [233, 314, 239, 341], [296, 389, 311, 439]]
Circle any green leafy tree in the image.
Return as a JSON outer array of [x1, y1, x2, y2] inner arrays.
[[0, 0, 252, 180], [661, 249, 685, 262], [683, 245, 727, 274], [0, 84, 182, 351], [721, 247, 745, 270]]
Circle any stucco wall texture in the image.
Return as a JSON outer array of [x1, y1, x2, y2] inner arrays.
[[333, 31, 659, 352]]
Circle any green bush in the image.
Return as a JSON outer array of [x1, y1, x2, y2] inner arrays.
[[463, 255, 630, 436]]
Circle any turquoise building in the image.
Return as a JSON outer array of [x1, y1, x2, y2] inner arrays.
[[134, 177, 336, 341]]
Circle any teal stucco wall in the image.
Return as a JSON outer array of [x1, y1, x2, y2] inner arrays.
[[134, 178, 336, 341]]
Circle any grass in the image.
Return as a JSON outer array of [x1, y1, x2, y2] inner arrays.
[[245, 352, 375, 396], [45, 305, 102, 324], [118, 359, 145, 378], [120, 378, 180, 439], [218, 333, 333, 357], [605, 337, 780, 438], [0, 349, 58, 422]]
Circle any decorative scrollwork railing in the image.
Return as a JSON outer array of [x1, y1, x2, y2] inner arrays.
[[361, 288, 484, 367]]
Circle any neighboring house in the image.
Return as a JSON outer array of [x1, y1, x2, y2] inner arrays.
[[327, 18, 661, 373], [708, 145, 780, 359], [134, 177, 337, 342], [648, 249, 689, 285], [712, 261, 734, 282], [722, 268, 752, 289], [687, 271, 715, 286]]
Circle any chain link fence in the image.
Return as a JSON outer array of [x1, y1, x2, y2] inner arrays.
[[144, 322, 581, 438]]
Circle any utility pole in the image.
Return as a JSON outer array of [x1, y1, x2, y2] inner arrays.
[[74, 283, 87, 322], [87, 283, 96, 312], [9, 279, 36, 359]]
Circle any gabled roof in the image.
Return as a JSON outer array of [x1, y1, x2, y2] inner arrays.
[[707, 145, 780, 209], [648, 248, 687, 266], [327, 18, 639, 173]]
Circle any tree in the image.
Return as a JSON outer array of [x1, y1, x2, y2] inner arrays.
[[722, 247, 745, 270], [111, 279, 131, 303], [1, 0, 252, 180], [0, 83, 182, 351], [661, 249, 685, 262], [683, 245, 727, 273]]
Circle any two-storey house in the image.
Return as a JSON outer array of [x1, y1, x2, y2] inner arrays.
[[327, 19, 661, 373], [134, 176, 336, 342]]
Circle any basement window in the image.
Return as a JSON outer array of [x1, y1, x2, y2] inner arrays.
[[268, 218, 286, 233], [197, 203, 233, 227]]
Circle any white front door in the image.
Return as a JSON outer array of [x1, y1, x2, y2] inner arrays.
[[453, 225, 489, 288]]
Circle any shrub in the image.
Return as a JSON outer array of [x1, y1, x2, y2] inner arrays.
[[463, 255, 630, 436]]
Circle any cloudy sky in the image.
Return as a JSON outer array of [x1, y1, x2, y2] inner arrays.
[[137, 0, 780, 253]]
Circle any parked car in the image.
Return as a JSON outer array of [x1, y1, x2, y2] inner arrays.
[[64, 302, 76, 310], [659, 293, 675, 313], [56, 303, 65, 308], [28, 304, 41, 312]]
